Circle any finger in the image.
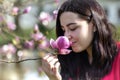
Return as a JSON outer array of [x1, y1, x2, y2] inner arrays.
[[41, 60, 50, 73], [47, 56, 55, 62], [55, 62, 60, 69], [42, 56, 57, 69], [52, 62, 60, 74], [42, 54, 51, 60], [49, 58, 58, 63], [49, 58, 58, 69]]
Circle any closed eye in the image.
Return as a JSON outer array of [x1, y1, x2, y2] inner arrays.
[[70, 27, 77, 31], [69, 26, 78, 31]]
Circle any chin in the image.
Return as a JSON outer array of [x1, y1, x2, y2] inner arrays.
[[72, 48, 83, 53], [73, 50, 82, 53]]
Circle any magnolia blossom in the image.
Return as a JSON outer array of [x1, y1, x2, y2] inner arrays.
[[53, 10, 58, 19], [23, 6, 31, 13], [50, 36, 71, 55], [39, 12, 52, 26], [38, 39, 50, 49], [55, 0, 60, 3], [31, 24, 44, 41], [0, 15, 4, 22], [12, 7, 19, 15], [24, 40, 34, 49], [7, 22, 16, 30], [34, 24, 39, 32], [31, 31, 44, 41], [1, 44, 16, 54]]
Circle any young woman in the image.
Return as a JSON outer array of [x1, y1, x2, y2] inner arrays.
[[41, 0, 120, 80]]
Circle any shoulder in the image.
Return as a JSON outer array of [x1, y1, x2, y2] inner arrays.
[[117, 42, 120, 47], [102, 42, 120, 80], [117, 42, 120, 48]]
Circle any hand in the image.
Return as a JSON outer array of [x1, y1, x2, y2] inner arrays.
[[41, 54, 62, 80]]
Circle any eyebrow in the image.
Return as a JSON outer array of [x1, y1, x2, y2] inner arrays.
[[61, 23, 77, 28], [66, 23, 76, 27], [61, 23, 76, 27]]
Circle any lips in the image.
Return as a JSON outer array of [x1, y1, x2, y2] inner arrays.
[[70, 41, 76, 46]]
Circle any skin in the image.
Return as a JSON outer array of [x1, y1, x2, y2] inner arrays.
[[41, 54, 61, 80], [42, 12, 95, 80]]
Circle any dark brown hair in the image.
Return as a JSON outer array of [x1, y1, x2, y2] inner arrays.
[[56, 0, 118, 79]]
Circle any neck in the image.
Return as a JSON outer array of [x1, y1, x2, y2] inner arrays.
[[86, 45, 93, 64]]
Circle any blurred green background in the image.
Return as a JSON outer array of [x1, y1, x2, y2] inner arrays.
[[0, 0, 120, 80]]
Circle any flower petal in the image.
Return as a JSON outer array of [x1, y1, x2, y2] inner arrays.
[[56, 36, 70, 49], [59, 49, 71, 55], [50, 38, 57, 49]]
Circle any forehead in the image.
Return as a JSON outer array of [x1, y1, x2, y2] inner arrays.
[[60, 12, 85, 26], [60, 12, 79, 21], [61, 11, 78, 18]]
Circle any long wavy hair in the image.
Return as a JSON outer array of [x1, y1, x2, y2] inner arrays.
[[56, 0, 118, 79]]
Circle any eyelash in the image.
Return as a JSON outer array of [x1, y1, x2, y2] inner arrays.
[[70, 27, 77, 31], [62, 26, 77, 32]]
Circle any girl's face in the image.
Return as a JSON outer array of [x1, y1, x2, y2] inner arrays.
[[60, 12, 95, 53]]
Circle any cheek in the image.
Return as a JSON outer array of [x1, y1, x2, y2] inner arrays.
[[80, 30, 93, 51], [77, 28, 93, 50], [81, 26, 93, 40], [71, 31, 80, 40]]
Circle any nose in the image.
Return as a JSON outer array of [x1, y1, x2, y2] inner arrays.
[[64, 31, 71, 39]]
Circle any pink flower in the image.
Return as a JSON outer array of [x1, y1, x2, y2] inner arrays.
[[31, 25, 44, 41], [39, 12, 52, 26], [55, 0, 60, 4], [31, 32, 44, 41], [53, 10, 58, 19], [24, 40, 34, 49], [2, 44, 16, 54], [50, 36, 71, 55], [38, 39, 50, 49], [7, 22, 16, 30], [34, 24, 39, 32], [0, 15, 4, 22], [23, 6, 31, 13], [12, 7, 19, 15]]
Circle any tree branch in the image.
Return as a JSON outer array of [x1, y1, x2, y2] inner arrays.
[[0, 57, 42, 63]]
